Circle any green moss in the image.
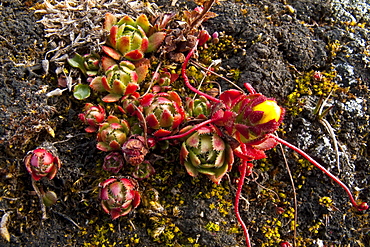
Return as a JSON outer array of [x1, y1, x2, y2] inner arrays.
[[83, 224, 118, 247], [308, 221, 323, 234], [205, 221, 221, 232], [285, 70, 339, 116], [261, 218, 283, 246]]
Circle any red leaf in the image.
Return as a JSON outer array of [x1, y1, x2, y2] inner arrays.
[[102, 46, 121, 60], [124, 50, 144, 61]]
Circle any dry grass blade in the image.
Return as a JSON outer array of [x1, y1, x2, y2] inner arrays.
[[0, 212, 11, 242], [278, 138, 298, 247]]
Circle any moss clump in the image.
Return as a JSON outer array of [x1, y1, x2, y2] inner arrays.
[[285, 70, 338, 116], [83, 223, 119, 247], [261, 218, 283, 247], [205, 221, 221, 232]]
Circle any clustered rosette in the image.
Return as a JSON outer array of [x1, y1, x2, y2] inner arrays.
[[102, 13, 166, 61], [141, 91, 186, 137], [132, 160, 155, 180], [97, 115, 130, 152], [78, 103, 106, 133], [180, 125, 234, 184], [24, 148, 62, 181], [121, 135, 148, 166], [90, 58, 141, 102], [103, 152, 125, 174], [99, 177, 141, 220], [68, 52, 100, 79], [185, 95, 211, 119]]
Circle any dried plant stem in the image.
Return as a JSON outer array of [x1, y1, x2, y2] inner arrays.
[[0, 212, 11, 242], [278, 141, 297, 247], [188, 0, 216, 30], [315, 88, 341, 173], [31, 179, 48, 220], [190, 60, 245, 92], [271, 134, 368, 211], [143, 61, 162, 97], [52, 210, 81, 229]]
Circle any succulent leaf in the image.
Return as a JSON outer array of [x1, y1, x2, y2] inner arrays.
[[104, 13, 117, 31], [73, 84, 91, 100], [147, 32, 166, 53], [136, 14, 151, 34], [102, 46, 121, 60]]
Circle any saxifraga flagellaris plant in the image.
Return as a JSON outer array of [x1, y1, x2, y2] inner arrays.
[[24, 148, 62, 181], [24, 145, 62, 219], [157, 37, 369, 246], [67, 2, 368, 246]]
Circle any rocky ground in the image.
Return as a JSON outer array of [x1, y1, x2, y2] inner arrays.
[[0, 0, 369, 246]]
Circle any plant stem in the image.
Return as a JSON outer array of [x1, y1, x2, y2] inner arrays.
[[31, 179, 48, 220], [235, 160, 252, 247], [182, 40, 221, 104], [157, 118, 217, 141], [270, 134, 368, 211]]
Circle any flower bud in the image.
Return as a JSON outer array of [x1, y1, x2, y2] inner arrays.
[[251, 99, 282, 125], [42, 191, 58, 207]]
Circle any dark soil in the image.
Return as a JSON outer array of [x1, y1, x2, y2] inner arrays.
[[1, 0, 369, 246]]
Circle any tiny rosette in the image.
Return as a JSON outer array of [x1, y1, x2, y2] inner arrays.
[[102, 13, 166, 61], [78, 103, 106, 133], [141, 91, 185, 137], [97, 115, 130, 152], [99, 177, 141, 220], [103, 152, 125, 174], [180, 125, 234, 184], [24, 148, 62, 181]]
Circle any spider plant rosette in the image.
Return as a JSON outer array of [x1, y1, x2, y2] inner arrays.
[[97, 115, 130, 152], [141, 91, 186, 137], [24, 148, 62, 181], [99, 177, 141, 220], [180, 125, 234, 184], [102, 13, 166, 61]]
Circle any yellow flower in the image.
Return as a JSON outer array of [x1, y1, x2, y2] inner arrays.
[[252, 100, 281, 124]]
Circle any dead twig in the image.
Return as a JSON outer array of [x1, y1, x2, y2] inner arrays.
[[278, 138, 297, 247]]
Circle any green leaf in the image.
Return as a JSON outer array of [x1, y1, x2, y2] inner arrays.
[[73, 84, 91, 100], [68, 53, 87, 75]]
